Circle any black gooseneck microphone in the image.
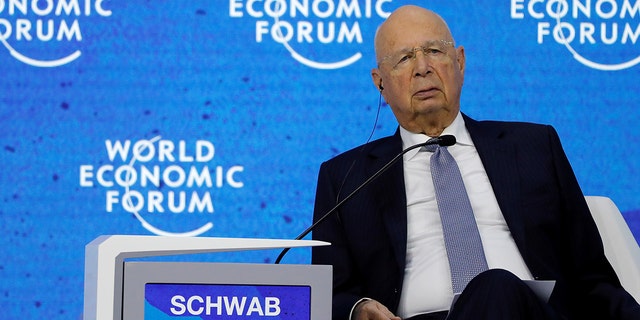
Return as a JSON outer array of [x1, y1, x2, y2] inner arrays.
[[274, 134, 457, 264]]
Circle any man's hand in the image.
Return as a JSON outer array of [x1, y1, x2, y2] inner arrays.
[[353, 299, 402, 320]]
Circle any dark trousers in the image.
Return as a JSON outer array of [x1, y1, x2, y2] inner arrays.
[[407, 269, 561, 320]]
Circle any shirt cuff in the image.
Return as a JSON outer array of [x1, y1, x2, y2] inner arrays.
[[349, 297, 372, 320]]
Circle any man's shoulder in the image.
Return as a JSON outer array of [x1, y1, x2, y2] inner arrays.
[[464, 114, 555, 137], [322, 134, 400, 167], [466, 115, 550, 129]]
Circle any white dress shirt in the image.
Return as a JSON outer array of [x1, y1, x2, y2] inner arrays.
[[396, 112, 533, 318]]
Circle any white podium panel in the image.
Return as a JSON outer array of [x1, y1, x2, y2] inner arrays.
[[83, 235, 331, 320], [123, 262, 331, 319]]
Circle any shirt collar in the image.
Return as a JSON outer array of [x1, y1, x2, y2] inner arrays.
[[400, 112, 473, 160]]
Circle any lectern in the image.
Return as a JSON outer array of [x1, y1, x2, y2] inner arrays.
[[83, 235, 332, 320]]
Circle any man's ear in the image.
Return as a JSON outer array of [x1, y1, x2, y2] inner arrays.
[[371, 68, 383, 92], [456, 46, 466, 79]]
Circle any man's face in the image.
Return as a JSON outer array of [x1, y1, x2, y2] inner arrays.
[[371, 8, 465, 135]]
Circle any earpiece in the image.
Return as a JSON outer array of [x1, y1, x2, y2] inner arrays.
[[378, 81, 384, 91]]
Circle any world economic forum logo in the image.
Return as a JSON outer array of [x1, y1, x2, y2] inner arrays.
[[79, 137, 245, 237], [229, 0, 393, 69], [511, 0, 639, 71], [0, 0, 111, 67]]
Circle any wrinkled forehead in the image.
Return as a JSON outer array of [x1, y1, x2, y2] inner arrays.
[[375, 8, 454, 56]]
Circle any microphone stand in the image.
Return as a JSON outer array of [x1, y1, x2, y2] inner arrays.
[[274, 135, 456, 264]]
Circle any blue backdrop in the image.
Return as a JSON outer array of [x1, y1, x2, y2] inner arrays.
[[1, 0, 638, 318]]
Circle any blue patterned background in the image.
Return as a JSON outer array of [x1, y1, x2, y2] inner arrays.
[[1, 1, 638, 318]]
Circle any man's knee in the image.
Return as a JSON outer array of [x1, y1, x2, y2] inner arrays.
[[471, 269, 522, 286], [451, 269, 558, 320], [462, 269, 533, 299]]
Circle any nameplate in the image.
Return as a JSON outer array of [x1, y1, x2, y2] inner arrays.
[[144, 283, 311, 319]]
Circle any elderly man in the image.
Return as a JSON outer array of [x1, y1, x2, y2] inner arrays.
[[311, 5, 640, 320]]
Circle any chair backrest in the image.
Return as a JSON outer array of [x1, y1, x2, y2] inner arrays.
[[585, 196, 640, 303]]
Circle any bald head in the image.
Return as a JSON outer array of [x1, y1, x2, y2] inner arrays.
[[375, 6, 455, 64]]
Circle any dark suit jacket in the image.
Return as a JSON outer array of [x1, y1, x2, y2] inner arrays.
[[311, 114, 640, 320]]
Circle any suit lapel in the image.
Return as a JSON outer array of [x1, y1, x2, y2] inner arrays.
[[368, 130, 408, 270], [464, 115, 527, 249], [368, 118, 530, 271]]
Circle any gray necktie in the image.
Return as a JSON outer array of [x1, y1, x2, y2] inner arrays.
[[425, 140, 488, 294]]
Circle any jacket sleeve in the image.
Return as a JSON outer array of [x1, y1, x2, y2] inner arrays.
[[544, 125, 640, 319], [311, 160, 363, 320]]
